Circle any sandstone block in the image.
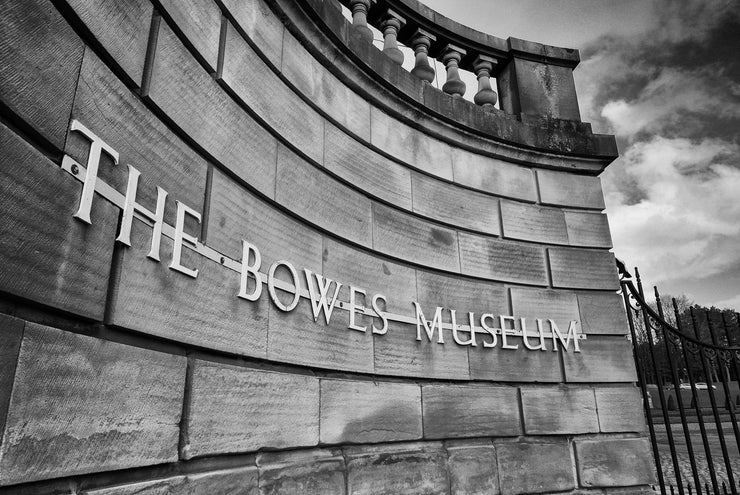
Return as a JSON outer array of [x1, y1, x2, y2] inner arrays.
[[564, 210, 613, 248], [450, 149, 536, 202], [537, 170, 605, 210], [0, 315, 24, 441], [411, 172, 500, 234], [459, 233, 547, 285], [374, 321, 470, 380], [267, 298, 375, 373], [575, 438, 655, 488], [595, 387, 647, 432], [221, 0, 284, 67], [373, 203, 460, 272], [422, 384, 521, 438], [563, 336, 637, 383], [577, 291, 629, 335], [345, 442, 449, 495], [510, 287, 580, 335], [186, 360, 319, 457], [82, 467, 259, 494], [320, 379, 422, 444], [416, 270, 508, 318], [66, 0, 151, 85], [0, 124, 117, 320], [501, 200, 568, 244], [148, 22, 276, 197], [521, 386, 599, 434], [0, 0, 84, 149], [111, 221, 269, 358], [324, 123, 411, 208], [221, 21, 324, 164], [276, 144, 372, 245], [446, 441, 500, 495], [370, 108, 453, 180], [0, 323, 185, 485], [549, 248, 619, 290], [258, 449, 345, 495], [158, 0, 221, 72], [468, 337, 562, 382], [68, 50, 208, 228], [496, 440, 574, 494]]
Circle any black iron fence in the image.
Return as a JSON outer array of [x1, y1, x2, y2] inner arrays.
[[620, 267, 740, 495]]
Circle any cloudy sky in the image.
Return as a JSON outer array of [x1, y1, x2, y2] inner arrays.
[[422, 0, 740, 310]]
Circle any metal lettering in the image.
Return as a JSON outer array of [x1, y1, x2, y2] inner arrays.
[[238, 239, 262, 301], [116, 164, 167, 261], [479, 313, 498, 348], [371, 293, 388, 335], [347, 285, 367, 332], [68, 120, 119, 224], [168, 200, 200, 278], [451, 310, 477, 346], [521, 317, 546, 351], [551, 319, 581, 352], [304, 269, 342, 324], [500, 315, 519, 350], [413, 303, 444, 344], [268, 261, 300, 312]]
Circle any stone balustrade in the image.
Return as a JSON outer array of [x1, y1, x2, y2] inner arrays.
[[340, 0, 582, 120]]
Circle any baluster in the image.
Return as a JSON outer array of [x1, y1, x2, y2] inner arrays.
[[379, 9, 405, 65], [349, 0, 374, 44], [441, 44, 466, 97], [410, 28, 436, 82], [473, 54, 498, 107]]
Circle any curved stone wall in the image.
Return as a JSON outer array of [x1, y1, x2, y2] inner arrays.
[[0, 0, 653, 493]]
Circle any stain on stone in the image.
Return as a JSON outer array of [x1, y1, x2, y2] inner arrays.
[[429, 228, 454, 247], [323, 247, 329, 263], [381, 263, 391, 276]]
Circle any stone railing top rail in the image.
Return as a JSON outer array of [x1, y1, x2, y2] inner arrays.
[[359, 0, 581, 69]]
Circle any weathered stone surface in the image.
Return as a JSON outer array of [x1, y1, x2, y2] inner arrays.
[[370, 108, 453, 180], [510, 287, 581, 335], [549, 248, 619, 290], [411, 172, 500, 234], [446, 441, 500, 495], [66, 0, 151, 85], [324, 123, 411, 208], [565, 211, 612, 248], [504, 58, 580, 121], [422, 384, 521, 438], [158, 0, 221, 72], [322, 238, 417, 317], [276, 144, 372, 245], [283, 36, 371, 140], [221, 0, 284, 67], [0, 124, 117, 320], [320, 379, 422, 444], [148, 22, 276, 197], [345, 442, 449, 495], [0, 0, 84, 149], [496, 440, 575, 494], [374, 321, 470, 380], [0, 315, 24, 444], [500, 200, 568, 244], [373, 203, 460, 272], [537, 170, 605, 209], [112, 221, 269, 358], [68, 50, 208, 228], [451, 150, 536, 202], [595, 387, 647, 433], [563, 336, 637, 383], [222, 21, 324, 164], [577, 291, 628, 335], [459, 233, 548, 285], [575, 438, 655, 488], [258, 449, 345, 495], [521, 386, 599, 434], [83, 467, 259, 494], [186, 360, 319, 458], [267, 298, 375, 373], [0, 323, 185, 485], [207, 168, 322, 272], [468, 338, 562, 382], [416, 270, 508, 319]]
